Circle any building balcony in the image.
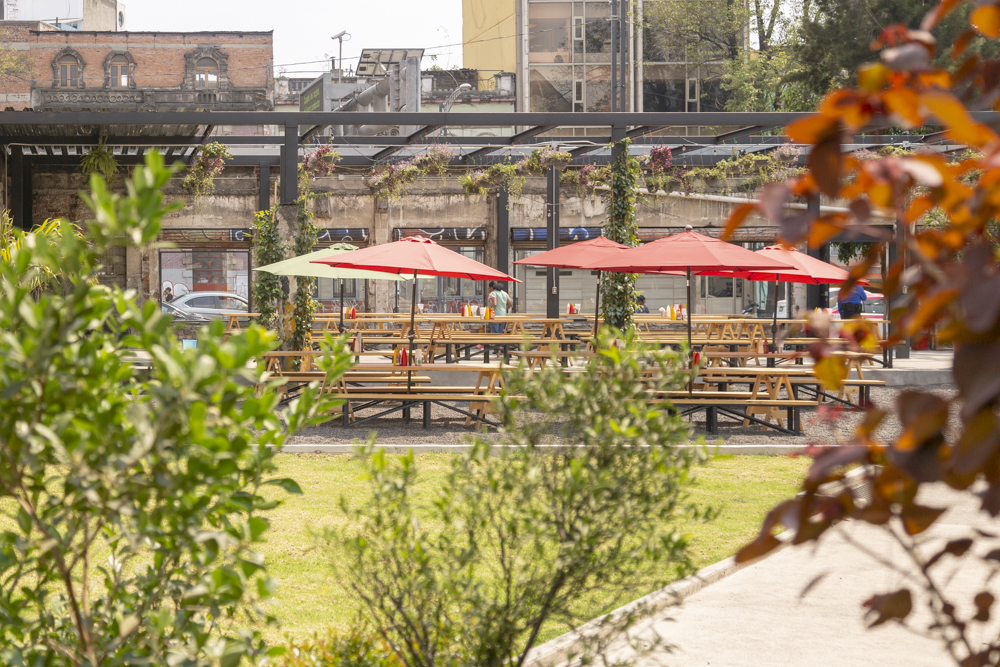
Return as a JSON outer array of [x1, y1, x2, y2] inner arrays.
[[32, 87, 272, 111]]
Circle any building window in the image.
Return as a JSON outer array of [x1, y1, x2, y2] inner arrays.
[[159, 249, 250, 302], [59, 55, 79, 87], [110, 55, 130, 88], [195, 58, 219, 89]]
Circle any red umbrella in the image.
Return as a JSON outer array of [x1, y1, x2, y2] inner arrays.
[[590, 229, 793, 378], [716, 246, 870, 350], [312, 237, 518, 390], [514, 237, 631, 337]]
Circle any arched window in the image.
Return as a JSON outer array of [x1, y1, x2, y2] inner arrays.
[[195, 58, 218, 89], [110, 55, 129, 88], [59, 55, 79, 87]]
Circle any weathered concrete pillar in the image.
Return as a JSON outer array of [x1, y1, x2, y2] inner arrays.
[[276, 203, 299, 303], [372, 197, 392, 312]]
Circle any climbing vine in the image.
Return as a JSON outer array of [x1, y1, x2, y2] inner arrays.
[[365, 145, 455, 201], [289, 199, 318, 365], [299, 146, 341, 195], [459, 160, 525, 203], [252, 207, 285, 335], [181, 142, 232, 197], [601, 140, 641, 332]]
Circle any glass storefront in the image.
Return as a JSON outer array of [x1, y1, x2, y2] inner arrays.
[[160, 249, 250, 303]]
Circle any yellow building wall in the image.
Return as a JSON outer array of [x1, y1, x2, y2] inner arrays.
[[462, 0, 516, 90]]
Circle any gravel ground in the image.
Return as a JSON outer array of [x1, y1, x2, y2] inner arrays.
[[287, 385, 959, 449]]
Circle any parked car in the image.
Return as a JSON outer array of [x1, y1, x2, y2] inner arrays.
[[170, 291, 249, 320], [161, 301, 212, 324]]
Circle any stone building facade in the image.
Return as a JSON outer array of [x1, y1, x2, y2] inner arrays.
[[0, 25, 273, 110]]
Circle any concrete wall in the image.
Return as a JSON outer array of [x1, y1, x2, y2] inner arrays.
[[81, 0, 119, 31], [24, 167, 840, 314]]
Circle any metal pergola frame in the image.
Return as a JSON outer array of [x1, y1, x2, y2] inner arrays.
[[3, 109, 990, 213], [3, 109, 989, 363]]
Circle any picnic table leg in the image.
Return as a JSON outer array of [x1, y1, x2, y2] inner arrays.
[[706, 405, 718, 434], [423, 400, 431, 428], [342, 399, 351, 427]]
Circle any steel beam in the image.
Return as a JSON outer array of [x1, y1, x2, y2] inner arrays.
[[806, 194, 823, 310], [370, 125, 442, 162], [497, 184, 509, 278], [463, 125, 558, 162]]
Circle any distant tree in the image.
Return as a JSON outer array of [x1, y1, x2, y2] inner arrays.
[[792, 0, 1000, 96], [0, 28, 33, 90]]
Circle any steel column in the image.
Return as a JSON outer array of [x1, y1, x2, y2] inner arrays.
[[10, 147, 23, 229], [619, 0, 628, 111], [497, 184, 509, 277], [806, 194, 822, 311], [21, 155, 31, 229], [258, 161, 271, 212], [545, 166, 560, 318], [892, 215, 910, 359], [610, 0, 618, 113], [282, 121, 298, 203]]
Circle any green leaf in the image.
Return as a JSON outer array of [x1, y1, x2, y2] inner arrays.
[[263, 477, 303, 494]]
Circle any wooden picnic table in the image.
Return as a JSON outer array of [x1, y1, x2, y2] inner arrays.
[[220, 311, 260, 331]]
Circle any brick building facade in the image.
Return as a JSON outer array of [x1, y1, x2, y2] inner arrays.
[[0, 25, 273, 110]]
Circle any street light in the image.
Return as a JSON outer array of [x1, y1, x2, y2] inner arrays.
[[441, 82, 472, 113], [331, 30, 350, 82]]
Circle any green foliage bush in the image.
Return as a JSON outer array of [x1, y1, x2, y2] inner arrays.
[[290, 199, 318, 361], [333, 331, 710, 667], [276, 629, 402, 667], [253, 207, 286, 334], [0, 154, 344, 666]]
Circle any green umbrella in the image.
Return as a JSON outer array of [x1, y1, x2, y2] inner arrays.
[[255, 243, 409, 331]]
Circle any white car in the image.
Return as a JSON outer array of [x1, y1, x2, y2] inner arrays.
[[169, 291, 248, 320]]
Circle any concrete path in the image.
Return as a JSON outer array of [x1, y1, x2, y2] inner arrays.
[[586, 483, 999, 667]]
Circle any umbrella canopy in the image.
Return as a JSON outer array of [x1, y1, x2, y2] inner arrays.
[[255, 244, 409, 282], [589, 230, 794, 390], [312, 237, 519, 282], [514, 237, 631, 338], [513, 236, 630, 269], [589, 231, 794, 274], [724, 246, 870, 285]]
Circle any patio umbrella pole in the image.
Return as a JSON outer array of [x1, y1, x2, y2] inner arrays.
[[339, 280, 345, 333], [407, 269, 417, 396], [772, 278, 778, 350], [687, 266, 693, 395], [593, 272, 602, 339]]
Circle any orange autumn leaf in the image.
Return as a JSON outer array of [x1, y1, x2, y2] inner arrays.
[[815, 356, 849, 391], [787, 114, 838, 144], [807, 219, 845, 247], [722, 202, 757, 241], [883, 88, 924, 128], [971, 4, 1000, 38]]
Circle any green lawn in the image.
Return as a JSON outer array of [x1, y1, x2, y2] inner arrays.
[[258, 452, 810, 644]]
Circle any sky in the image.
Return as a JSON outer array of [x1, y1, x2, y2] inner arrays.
[[127, 0, 466, 78]]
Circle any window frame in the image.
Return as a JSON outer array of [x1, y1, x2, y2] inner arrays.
[[59, 55, 79, 88], [109, 54, 130, 89], [195, 58, 220, 89]]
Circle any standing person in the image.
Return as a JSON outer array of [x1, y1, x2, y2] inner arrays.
[[488, 281, 510, 335], [634, 294, 650, 314], [163, 286, 173, 303], [837, 284, 867, 319]]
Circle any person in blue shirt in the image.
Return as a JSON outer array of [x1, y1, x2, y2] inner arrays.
[[838, 284, 867, 318], [635, 294, 650, 314]]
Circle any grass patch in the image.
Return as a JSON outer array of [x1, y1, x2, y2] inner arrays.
[[258, 452, 809, 644]]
